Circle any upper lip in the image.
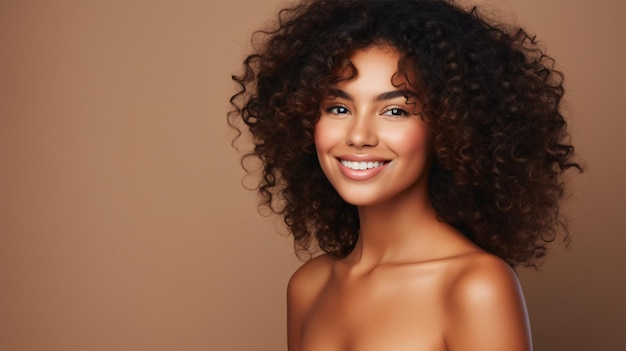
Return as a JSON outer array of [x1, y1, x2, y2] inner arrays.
[[337, 154, 390, 162]]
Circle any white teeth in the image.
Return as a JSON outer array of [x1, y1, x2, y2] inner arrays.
[[340, 160, 386, 170]]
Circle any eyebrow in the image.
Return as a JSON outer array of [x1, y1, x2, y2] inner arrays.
[[329, 88, 418, 102]]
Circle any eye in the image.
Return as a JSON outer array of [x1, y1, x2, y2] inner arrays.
[[381, 106, 410, 117], [326, 105, 351, 115]]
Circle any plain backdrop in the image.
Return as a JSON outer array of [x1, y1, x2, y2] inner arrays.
[[0, 0, 624, 350]]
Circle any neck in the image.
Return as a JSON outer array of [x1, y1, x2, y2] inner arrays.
[[348, 185, 444, 268]]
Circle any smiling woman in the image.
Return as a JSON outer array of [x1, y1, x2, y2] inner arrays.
[[228, 0, 581, 350], [315, 46, 432, 207]]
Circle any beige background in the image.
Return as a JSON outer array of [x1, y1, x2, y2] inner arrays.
[[0, 0, 623, 350]]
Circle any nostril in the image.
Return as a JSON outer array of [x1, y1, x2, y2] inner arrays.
[[346, 124, 378, 147]]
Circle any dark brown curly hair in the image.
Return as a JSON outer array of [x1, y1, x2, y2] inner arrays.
[[228, 0, 581, 267]]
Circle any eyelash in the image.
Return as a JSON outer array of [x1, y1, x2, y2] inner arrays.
[[382, 105, 410, 117], [326, 105, 350, 115], [324, 104, 411, 117]]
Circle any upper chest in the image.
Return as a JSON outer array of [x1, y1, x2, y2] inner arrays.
[[300, 263, 452, 351]]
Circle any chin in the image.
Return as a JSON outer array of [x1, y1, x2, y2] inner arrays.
[[335, 190, 393, 207]]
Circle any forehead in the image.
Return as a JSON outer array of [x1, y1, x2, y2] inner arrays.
[[341, 45, 400, 77], [335, 45, 418, 93]]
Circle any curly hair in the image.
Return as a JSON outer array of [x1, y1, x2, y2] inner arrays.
[[228, 0, 581, 267]]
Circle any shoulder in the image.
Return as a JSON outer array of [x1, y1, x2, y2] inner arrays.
[[444, 253, 532, 351], [447, 253, 522, 303], [287, 253, 334, 302], [287, 254, 335, 351]]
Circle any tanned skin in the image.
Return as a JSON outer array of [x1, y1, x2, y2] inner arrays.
[[287, 46, 532, 351]]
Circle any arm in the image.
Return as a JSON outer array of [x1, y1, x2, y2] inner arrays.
[[444, 255, 533, 351], [287, 254, 332, 351], [287, 268, 306, 351]]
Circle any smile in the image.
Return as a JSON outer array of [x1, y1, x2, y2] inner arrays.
[[340, 160, 388, 171]]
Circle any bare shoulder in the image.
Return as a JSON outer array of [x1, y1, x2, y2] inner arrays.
[[447, 253, 522, 301], [287, 254, 335, 351], [288, 253, 334, 301], [444, 253, 532, 351]]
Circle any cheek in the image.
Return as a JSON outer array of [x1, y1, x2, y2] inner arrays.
[[385, 125, 432, 156], [314, 119, 341, 153]]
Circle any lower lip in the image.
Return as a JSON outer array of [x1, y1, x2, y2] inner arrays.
[[338, 160, 388, 181]]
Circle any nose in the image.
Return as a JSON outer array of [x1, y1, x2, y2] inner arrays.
[[346, 113, 378, 147]]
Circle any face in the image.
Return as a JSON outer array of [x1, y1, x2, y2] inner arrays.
[[314, 45, 433, 207]]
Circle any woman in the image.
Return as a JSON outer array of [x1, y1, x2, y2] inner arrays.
[[229, 1, 581, 350]]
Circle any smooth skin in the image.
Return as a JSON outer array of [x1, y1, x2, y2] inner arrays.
[[287, 46, 532, 351]]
